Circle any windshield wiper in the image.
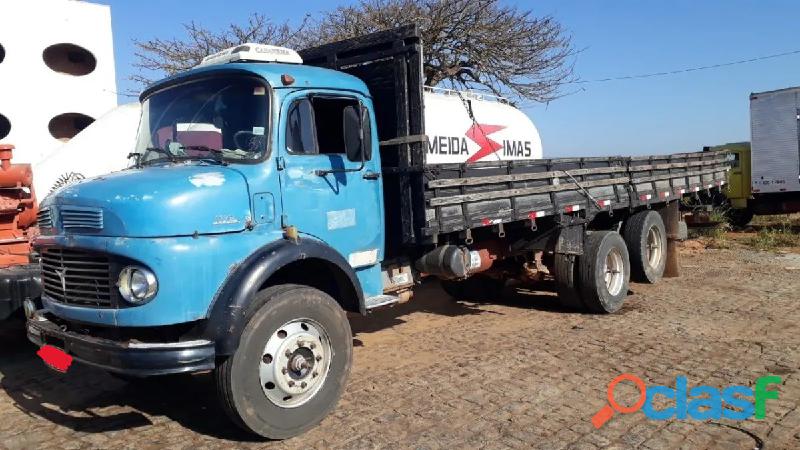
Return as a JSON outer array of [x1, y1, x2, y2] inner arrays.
[[142, 146, 176, 163], [178, 145, 227, 165], [127, 152, 142, 168]]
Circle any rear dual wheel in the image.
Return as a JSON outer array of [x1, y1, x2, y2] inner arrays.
[[727, 207, 754, 228], [623, 210, 667, 284], [555, 231, 630, 313], [216, 284, 352, 439]]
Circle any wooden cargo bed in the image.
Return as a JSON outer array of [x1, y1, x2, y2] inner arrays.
[[423, 150, 729, 236], [301, 24, 731, 254]]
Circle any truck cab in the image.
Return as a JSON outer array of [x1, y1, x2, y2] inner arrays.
[[29, 44, 385, 438]]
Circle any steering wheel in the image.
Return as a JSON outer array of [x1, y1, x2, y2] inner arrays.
[[234, 130, 258, 151]]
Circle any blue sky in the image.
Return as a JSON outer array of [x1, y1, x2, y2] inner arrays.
[[98, 0, 800, 157]]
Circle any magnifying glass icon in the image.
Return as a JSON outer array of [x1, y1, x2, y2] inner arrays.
[[592, 373, 647, 428]]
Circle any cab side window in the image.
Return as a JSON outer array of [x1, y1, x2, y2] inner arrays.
[[286, 98, 317, 154], [286, 96, 370, 158]]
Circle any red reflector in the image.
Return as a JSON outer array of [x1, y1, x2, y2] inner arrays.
[[37, 345, 73, 373]]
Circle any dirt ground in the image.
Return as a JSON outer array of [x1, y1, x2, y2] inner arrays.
[[1, 239, 799, 449]]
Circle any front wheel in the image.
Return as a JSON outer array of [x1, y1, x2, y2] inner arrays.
[[215, 284, 352, 439]]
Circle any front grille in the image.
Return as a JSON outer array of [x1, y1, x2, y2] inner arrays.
[[41, 248, 114, 307], [37, 208, 53, 228], [60, 206, 103, 230]]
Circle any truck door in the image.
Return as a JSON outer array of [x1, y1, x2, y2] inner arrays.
[[277, 92, 384, 271], [727, 149, 746, 199]]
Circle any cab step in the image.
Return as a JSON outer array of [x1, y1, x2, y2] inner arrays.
[[364, 295, 400, 310]]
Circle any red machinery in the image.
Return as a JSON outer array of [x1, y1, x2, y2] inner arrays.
[[0, 144, 41, 321]]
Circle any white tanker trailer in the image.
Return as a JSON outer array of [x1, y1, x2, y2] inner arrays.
[[423, 86, 543, 164]]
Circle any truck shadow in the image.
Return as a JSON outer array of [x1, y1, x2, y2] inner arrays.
[[0, 280, 574, 442], [349, 280, 488, 337], [349, 279, 574, 339], [0, 321, 262, 442]]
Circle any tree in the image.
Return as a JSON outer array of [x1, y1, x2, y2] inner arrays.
[[131, 14, 309, 87], [132, 0, 575, 104]]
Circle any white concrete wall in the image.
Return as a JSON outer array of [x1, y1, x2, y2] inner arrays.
[[0, 0, 117, 164], [33, 102, 140, 198]]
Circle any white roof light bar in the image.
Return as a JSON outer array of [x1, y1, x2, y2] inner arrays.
[[197, 43, 303, 67]]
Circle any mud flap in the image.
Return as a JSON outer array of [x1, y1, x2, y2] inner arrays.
[[556, 223, 584, 256]]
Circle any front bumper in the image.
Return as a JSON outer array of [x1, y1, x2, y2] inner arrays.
[[0, 264, 42, 321], [26, 312, 216, 377]]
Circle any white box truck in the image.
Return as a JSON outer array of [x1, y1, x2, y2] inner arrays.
[[748, 87, 800, 213]]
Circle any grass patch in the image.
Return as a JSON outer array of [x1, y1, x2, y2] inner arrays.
[[708, 209, 729, 224], [751, 213, 800, 228], [692, 224, 731, 249], [748, 228, 800, 251], [746, 215, 800, 251]]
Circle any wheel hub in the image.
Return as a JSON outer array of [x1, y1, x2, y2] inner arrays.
[[646, 226, 663, 269], [603, 248, 624, 296], [259, 319, 331, 408]]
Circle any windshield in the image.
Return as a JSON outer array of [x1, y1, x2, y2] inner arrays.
[[134, 76, 269, 164]]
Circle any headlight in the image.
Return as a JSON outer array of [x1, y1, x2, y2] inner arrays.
[[118, 266, 158, 304]]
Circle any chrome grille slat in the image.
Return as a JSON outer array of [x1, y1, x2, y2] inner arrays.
[[42, 254, 108, 263], [42, 254, 108, 262], [59, 206, 103, 230], [37, 208, 53, 228], [45, 280, 110, 297], [41, 258, 108, 268], [41, 248, 113, 307], [43, 273, 110, 283], [41, 265, 109, 274], [43, 273, 110, 282], [42, 269, 110, 280], [42, 284, 111, 298]]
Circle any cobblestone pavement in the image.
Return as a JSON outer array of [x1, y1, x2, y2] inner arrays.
[[1, 245, 799, 449]]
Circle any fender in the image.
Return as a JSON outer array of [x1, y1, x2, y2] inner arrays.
[[204, 237, 364, 356]]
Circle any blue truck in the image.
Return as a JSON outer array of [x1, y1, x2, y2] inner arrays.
[[26, 26, 729, 438]]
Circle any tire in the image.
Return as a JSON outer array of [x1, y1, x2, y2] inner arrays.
[[553, 253, 585, 310], [623, 210, 667, 284], [577, 231, 630, 314], [440, 276, 504, 301], [215, 284, 352, 439], [727, 208, 754, 228]]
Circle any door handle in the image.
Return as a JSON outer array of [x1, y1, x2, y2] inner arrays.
[[363, 171, 381, 180]]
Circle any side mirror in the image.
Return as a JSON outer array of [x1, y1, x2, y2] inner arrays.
[[343, 105, 363, 163]]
